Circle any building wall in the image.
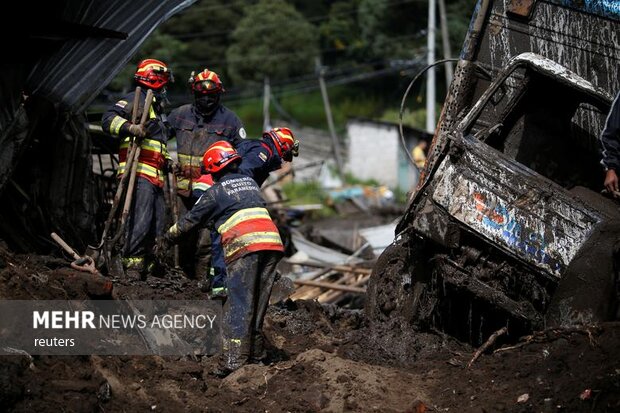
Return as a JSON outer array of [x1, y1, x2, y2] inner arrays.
[[347, 122, 399, 187], [346, 120, 418, 191]]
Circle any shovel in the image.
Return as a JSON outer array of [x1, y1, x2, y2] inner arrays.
[[51, 232, 100, 275], [90, 87, 142, 262]]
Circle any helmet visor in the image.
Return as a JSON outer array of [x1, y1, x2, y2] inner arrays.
[[193, 79, 221, 94]]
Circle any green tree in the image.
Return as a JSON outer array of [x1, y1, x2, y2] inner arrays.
[[108, 32, 188, 93], [226, 0, 319, 85], [319, 1, 363, 64]]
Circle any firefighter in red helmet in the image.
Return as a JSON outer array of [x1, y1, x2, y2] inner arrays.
[[167, 68, 246, 279], [191, 127, 300, 299], [157, 141, 284, 376], [101, 58, 174, 279]]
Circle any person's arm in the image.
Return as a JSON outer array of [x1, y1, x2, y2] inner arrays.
[[166, 188, 217, 242], [102, 96, 147, 138], [101, 98, 132, 138], [601, 93, 620, 192], [228, 112, 247, 146]]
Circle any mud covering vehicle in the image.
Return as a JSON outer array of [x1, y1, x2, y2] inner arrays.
[[367, 0, 620, 344]]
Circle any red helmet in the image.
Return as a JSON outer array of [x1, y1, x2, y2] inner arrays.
[[134, 59, 171, 90], [264, 127, 298, 161], [189, 69, 224, 95], [202, 141, 241, 173]]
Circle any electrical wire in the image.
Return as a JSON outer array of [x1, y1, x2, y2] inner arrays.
[[399, 58, 460, 167]]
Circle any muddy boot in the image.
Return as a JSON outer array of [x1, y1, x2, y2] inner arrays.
[[211, 338, 246, 377], [250, 333, 267, 363], [209, 286, 228, 302], [122, 257, 146, 280]]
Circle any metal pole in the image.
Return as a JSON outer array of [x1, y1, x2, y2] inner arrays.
[[316, 57, 344, 179], [438, 0, 453, 87], [426, 0, 437, 134], [263, 76, 271, 131]]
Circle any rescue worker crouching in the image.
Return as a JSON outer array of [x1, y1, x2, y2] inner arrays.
[[101, 58, 174, 279], [168, 68, 246, 279], [192, 127, 300, 299], [156, 141, 284, 375]]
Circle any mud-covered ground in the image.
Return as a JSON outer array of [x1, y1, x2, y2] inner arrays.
[[0, 242, 619, 413]]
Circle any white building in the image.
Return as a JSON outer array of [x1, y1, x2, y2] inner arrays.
[[345, 118, 431, 193]]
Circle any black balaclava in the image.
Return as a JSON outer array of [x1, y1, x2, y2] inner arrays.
[[195, 93, 221, 117]]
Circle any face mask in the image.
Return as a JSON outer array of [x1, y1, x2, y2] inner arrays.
[[195, 94, 220, 116], [153, 88, 169, 108]]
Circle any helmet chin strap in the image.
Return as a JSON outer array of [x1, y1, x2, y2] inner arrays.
[[154, 88, 169, 107]]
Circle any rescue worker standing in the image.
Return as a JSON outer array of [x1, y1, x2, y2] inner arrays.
[[168, 68, 246, 278], [601, 91, 620, 194], [158, 141, 284, 375], [101, 58, 173, 278]]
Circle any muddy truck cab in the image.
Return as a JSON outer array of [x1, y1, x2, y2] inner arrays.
[[367, 0, 620, 345]]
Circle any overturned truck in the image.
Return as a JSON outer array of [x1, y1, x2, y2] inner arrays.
[[367, 0, 620, 344]]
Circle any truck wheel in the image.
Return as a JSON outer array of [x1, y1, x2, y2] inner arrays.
[[366, 236, 429, 325]]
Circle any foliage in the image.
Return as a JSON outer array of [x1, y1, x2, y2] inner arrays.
[[98, 0, 476, 130], [226, 0, 319, 85], [281, 181, 335, 217], [108, 33, 189, 93]]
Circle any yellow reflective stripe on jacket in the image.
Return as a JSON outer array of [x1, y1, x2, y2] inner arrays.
[[217, 207, 271, 234], [141, 139, 164, 152], [223, 232, 283, 259], [120, 138, 165, 153], [192, 181, 211, 192], [178, 153, 204, 167], [117, 162, 161, 180], [176, 177, 190, 190], [110, 116, 128, 135]]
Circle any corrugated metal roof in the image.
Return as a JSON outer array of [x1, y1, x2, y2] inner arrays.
[[26, 0, 196, 113]]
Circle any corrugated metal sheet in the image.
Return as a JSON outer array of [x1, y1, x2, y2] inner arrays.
[[358, 223, 398, 257], [26, 0, 196, 113]]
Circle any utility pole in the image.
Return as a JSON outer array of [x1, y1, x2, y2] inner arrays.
[[316, 57, 344, 179], [426, 0, 436, 134], [438, 0, 453, 87], [263, 76, 271, 131]]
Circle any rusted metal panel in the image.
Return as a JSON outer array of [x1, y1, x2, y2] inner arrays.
[[431, 135, 600, 278]]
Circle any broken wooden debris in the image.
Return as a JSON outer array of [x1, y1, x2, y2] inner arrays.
[[293, 279, 366, 293]]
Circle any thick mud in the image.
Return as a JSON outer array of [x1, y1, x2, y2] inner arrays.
[[0, 244, 619, 412]]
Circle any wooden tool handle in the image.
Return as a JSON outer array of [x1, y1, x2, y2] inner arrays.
[[51, 232, 80, 260]]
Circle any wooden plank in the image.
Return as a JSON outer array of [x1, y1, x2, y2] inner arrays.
[[294, 279, 366, 293]]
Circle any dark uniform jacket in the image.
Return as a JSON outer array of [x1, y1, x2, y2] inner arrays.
[[101, 89, 170, 187], [168, 104, 245, 194], [601, 91, 620, 171], [169, 173, 283, 264], [237, 137, 283, 187]]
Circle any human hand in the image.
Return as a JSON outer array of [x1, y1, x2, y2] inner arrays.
[[128, 123, 147, 138], [153, 233, 172, 261], [604, 169, 619, 193]]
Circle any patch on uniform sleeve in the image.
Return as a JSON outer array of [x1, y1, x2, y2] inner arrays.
[[239, 127, 247, 139], [258, 152, 268, 162], [115, 100, 128, 108]]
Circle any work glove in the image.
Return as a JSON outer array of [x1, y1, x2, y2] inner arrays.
[[128, 123, 147, 139], [163, 161, 181, 175], [283, 140, 300, 162], [153, 232, 173, 261]]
